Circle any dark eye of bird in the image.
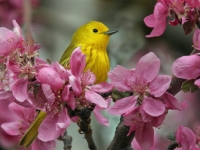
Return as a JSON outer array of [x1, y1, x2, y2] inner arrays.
[[93, 28, 98, 33]]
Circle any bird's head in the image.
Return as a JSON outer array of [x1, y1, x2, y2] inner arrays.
[[72, 21, 117, 49]]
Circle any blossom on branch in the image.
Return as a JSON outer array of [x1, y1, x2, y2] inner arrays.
[[0, 20, 113, 148], [108, 52, 182, 150], [144, 0, 200, 37]]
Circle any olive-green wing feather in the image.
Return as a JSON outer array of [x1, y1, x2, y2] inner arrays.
[[59, 44, 77, 66], [19, 111, 47, 148]]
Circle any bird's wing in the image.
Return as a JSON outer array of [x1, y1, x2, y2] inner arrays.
[[59, 44, 77, 67]]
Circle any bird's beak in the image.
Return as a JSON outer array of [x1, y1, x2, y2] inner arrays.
[[104, 30, 118, 35]]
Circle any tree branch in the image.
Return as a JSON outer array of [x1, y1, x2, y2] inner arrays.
[[75, 105, 98, 150], [59, 131, 72, 150], [107, 117, 134, 150]]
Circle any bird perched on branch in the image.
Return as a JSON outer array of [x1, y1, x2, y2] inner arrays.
[[19, 21, 117, 147]]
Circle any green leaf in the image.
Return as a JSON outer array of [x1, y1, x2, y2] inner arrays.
[[181, 79, 199, 93]]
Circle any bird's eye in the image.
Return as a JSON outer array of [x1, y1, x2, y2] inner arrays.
[[93, 28, 98, 33]]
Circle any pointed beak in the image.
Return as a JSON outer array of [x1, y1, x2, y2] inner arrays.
[[104, 30, 118, 35]]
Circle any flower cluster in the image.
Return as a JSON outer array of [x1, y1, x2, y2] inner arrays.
[[108, 52, 183, 150], [0, 21, 112, 150], [172, 29, 200, 89], [144, 0, 200, 37]]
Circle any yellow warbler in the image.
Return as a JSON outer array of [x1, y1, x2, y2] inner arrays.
[[19, 21, 117, 147], [60, 21, 117, 83]]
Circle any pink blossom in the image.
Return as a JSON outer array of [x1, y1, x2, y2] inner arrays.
[[175, 126, 200, 150], [1, 102, 56, 150], [144, 0, 200, 37], [108, 52, 182, 150], [0, 20, 42, 104]]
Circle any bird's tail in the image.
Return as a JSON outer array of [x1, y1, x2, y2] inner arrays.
[[19, 111, 47, 148]]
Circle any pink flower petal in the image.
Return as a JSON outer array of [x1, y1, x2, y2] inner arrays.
[[162, 92, 182, 110], [149, 75, 171, 97], [37, 67, 64, 91], [32, 138, 56, 150], [144, 14, 156, 28], [13, 20, 22, 35], [11, 77, 28, 102], [14, 99, 33, 108], [61, 85, 75, 110], [127, 125, 136, 136], [152, 113, 166, 127], [108, 96, 136, 115], [93, 108, 109, 126], [85, 89, 108, 109], [139, 108, 152, 122], [56, 109, 70, 130], [42, 84, 55, 106], [53, 62, 71, 80], [108, 65, 134, 92], [70, 47, 86, 77], [0, 90, 13, 100], [172, 55, 200, 79], [142, 97, 165, 117], [123, 107, 141, 124], [9, 102, 24, 118], [123, 112, 138, 127], [135, 123, 154, 150], [154, 2, 168, 22], [1, 122, 21, 136], [38, 114, 64, 141], [89, 82, 113, 93], [176, 126, 196, 149], [69, 75, 82, 97], [0, 27, 19, 56], [146, 19, 167, 38], [81, 71, 96, 87], [136, 52, 160, 83]]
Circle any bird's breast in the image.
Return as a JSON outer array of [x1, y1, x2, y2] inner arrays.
[[81, 45, 110, 83]]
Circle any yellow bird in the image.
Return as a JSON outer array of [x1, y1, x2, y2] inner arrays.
[[60, 21, 117, 83], [19, 21, 117, 147]]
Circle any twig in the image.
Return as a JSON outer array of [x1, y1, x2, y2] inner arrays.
[[60, 131, 72, 150], [107, 117, 134, 150], [75, 105, 97, 150], [166, 142, 179, 150]]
